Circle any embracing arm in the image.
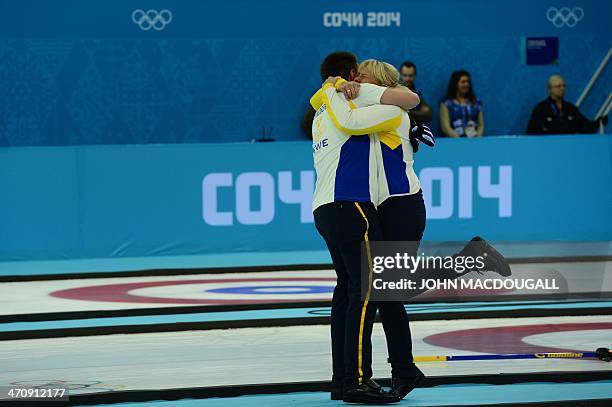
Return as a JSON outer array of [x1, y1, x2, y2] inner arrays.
[[379, 85, 420, 111], [337, 81, 419, 110], [311, 79, 420, 112], [322, 83, 403, 135]]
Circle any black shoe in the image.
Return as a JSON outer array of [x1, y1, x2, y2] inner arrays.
[[463, 236, 511, 277], [343, 380, 400, 404], [333, 379, 379, 400], [364, 378, 382, 392], [391, 369, 425, 399], [331, 387, 343, 400]]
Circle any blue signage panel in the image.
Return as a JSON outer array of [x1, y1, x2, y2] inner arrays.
[[1, 135, 611, 261], [526, 37, 559, 65]]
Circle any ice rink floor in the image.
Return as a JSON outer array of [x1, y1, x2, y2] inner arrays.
[[1, 256, 611, 406], [3, 315, 612, 394]]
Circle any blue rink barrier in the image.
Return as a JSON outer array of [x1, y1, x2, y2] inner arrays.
[[1, 135, 611, 261]]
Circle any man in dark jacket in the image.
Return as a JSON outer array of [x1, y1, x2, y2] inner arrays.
[[526, 75, 607, 135]]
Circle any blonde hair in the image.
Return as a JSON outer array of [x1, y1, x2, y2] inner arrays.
[[358, 59, 400, 88]]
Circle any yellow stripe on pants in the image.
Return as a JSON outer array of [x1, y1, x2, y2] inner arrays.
[[354, 202, 374, 385]]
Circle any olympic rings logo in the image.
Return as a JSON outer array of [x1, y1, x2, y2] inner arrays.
[[132, 9, 173, 31], [546, 7, 584, 28]]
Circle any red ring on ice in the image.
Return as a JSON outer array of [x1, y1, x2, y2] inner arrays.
[[50, 277, 336, 305], [423, 322, 612, 354]]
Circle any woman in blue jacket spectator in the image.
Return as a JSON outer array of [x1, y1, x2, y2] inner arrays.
[[439, 70, 484, 137]]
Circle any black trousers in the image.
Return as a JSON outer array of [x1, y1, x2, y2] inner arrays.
[[314, 201, 382, 390], [376, 192, 426, 379], [377, 191, 467, 377]]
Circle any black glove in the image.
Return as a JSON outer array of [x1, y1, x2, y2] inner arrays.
[[409, 121, 435, 153], [598, 115, 608, 126]]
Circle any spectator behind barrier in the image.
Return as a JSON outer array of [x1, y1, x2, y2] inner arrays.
[[400, 61, 433, 124], [439, 70, 484, 138], [526, 74, 608, 135], [300, 51, 359, 139]]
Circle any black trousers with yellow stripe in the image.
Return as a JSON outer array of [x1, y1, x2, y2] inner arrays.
[[314, 201, 382, 390]]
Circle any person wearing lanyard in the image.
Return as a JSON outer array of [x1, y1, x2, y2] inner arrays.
[[526, 74, 607, 135], [439, 70, 484, 138], [310, 56, 421, 403]]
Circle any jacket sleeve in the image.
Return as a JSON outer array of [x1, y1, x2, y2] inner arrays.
[[321, 83, 402, 135], [571, 105, 599, 133], [309, 88, 324, 110], [526, 103, 545, 135]]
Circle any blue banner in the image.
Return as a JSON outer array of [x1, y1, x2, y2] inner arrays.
[[1, 135, 611, 261], [0, 1, 609, 38], [0, 0, 610, 146]]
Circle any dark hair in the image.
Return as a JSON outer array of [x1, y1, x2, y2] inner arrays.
[[400, 61, 416, 75], [444, 70, 476, 103], [320, 51, 358, 81]]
